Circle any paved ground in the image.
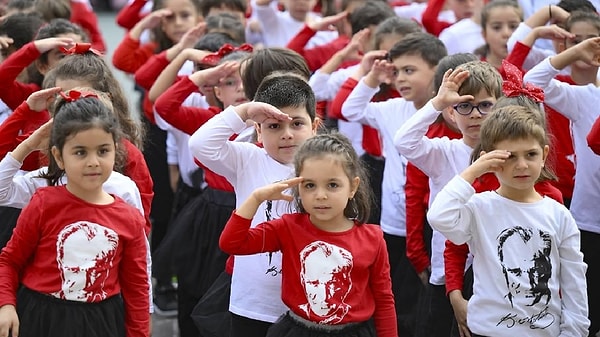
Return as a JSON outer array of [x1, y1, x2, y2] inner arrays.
[[97, 11, 180, 337]]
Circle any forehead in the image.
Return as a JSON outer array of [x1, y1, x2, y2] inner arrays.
[[391, 53, 434, 69], [55, 78, 93, 91], [569, 20, 600, 35], [494, 136, 541, 150], [280, 105, 311, 120], [64, 127, 114, 146], [470, 88, 497, 101], [164, 0, 197, 11], [300, 155, 347, 176], [486, 6, 521, 21]]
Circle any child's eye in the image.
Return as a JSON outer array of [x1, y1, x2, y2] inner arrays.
[[404, 68, 414, 75], [328, 183, 339, 188], [292, 121, 305, 128], [303, 183, 314, 189], [527, 151, 538, 158], [267, 123, 280, 129], [74, 150, 85, 156]]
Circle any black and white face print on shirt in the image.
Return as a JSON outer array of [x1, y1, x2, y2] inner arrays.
[[497, 226, 552, 308]]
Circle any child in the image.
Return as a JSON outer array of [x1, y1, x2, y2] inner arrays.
[[427, 104, 589, 337], [394, 60, 503, 337], [473, 0, 522, 69], [220, 132, 397, 337], [188, 73, 319, 337], [523, 35, 600, 337], [0, 90, 150, 337]]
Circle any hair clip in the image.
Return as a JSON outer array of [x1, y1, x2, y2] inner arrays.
[[59, 43, 103, 57], [200, 43, 254, 66], [500, 60, 545, 103], [59, 90, 99, 102]]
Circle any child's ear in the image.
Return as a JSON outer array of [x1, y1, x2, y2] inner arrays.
[[350, 176, 360, 198], [35, 59, 49, 75], [542, 144, 550, 165], [50, 146, 64, 170], [311, 117, 321, 134], [254, 122, 262, 143]]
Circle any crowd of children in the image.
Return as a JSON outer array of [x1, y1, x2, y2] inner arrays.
[[0, 0, 599, 336]]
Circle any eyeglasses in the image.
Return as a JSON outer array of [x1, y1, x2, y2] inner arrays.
[[453, 101, 494, 115]]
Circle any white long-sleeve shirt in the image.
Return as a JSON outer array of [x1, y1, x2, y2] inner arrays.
[[188, 106, 291, 323], [342, 78, 416, 237], [394, 100, 472, 285], [523, 57, 600, 235], [428, 175, 589, 337]]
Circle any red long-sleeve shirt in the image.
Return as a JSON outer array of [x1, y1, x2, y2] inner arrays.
[[0, 101, 154, 235], [505, 42, 576, 199], [116, 0, 149, 30], [588, 115, 600, 155], [421, 0, 452, 36], [330, 77, 401, 157], [221, 212, 398, 337], [70, 0, 107, 52], [0, 186, 150, 337], [112, 34, 157, 74], [154, 76, 235, 192], [286, 24, 351, 72], [0, 42, 41, 110], [405, 121, 461, 274]]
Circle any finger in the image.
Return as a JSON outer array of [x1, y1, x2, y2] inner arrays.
[[282, 177, 304, 186], [12, 320, 19, 337]]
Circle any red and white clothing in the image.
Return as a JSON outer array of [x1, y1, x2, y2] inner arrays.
[[588, 115, 600, 155], [70, 0, 107, 52], [221, 212, 397, 337], [0, 186, 150, 337]]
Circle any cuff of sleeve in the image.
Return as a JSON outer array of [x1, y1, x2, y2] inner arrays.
[[222, 106, 249, 133]]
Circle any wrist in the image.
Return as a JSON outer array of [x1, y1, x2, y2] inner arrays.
[[431, 97, 447, 111], [363, 72, 380, 88]]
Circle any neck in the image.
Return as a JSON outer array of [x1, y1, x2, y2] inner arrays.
[[570, 67, 599, 86], [486, 53, 502, 70], [496, 186, 542, 203], [66, 185, 114, 205]]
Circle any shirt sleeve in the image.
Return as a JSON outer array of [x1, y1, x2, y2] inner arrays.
[[405, 163, 431, 273], [122, 140, 154, 236], [556, 211, 590, 336], [116, 0, 148, 30], [394, 100, 446, 178], [219, 211, 282, 255], [0, 192, 44, 306], [118, 212, 151, 337], [421, 0, 452, 36], [368, 229, 398, 337], [0, 43, 41, 110], [340, 78, 385, 128], [0, 154, 42, 208], [427, 175, 476, 245], [587, 115, 600, 155], [112, 35, 156, 74], [133, 51, 170, 91], [154, 76, 221, 135], [443, 240, 469, 294]]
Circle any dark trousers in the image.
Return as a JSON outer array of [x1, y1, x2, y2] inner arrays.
[[384, 233, 422, 337], [415, 283, 454, 337], [360, 153, 384, 225], [142, 119, 174, 284], [581, 230, 600, 336], [230, 313, 272, 337]]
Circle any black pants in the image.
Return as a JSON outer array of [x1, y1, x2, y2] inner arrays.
[[142, 119, 175, 283], [359, 153, 384, 225], [384, 233, 422, 337], [415, 283, 454, 337], [581, 230, 600, 336], [230, 313, 272, 337]]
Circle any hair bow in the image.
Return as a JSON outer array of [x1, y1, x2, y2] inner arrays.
[[59, 43, 103, 57], [59, 90, 99, 102], [200, 43, 254, 66], [500, 60, 545, 103]]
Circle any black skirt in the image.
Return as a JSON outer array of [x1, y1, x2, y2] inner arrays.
[[0, 206, 21, 249], [16, 287, 125, 337], [266, 311, 376, 337], [190, 271, 232, 337]]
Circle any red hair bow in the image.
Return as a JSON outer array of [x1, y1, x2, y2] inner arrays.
[[59, 90, 99, 102], [500, 60, 545, 103], [200, 43, 254, 66], [60, 43, 103, 56]]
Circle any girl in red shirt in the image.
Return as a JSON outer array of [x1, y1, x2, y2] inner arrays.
[[0, 90, 149, 337]]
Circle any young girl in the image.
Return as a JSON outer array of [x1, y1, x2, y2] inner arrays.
[[474, 0, 522, 69], [427, 105, 589, 337], [219, 132, 397, 337], [0, 91, 150, 337]]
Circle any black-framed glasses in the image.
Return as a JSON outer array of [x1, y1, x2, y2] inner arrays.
[[453, 101, 494, 115]]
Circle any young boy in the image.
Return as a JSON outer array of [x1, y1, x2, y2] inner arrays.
[[394, 60, 503, 336], [340, 31, 447, 336], [188, 74, 319, 337]]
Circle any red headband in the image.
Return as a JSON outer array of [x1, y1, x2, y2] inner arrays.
[[500, 60, 545, 103], [59, 90, 99, 102], [60, 43, 103, 57], [200, 43, 254, 66]]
